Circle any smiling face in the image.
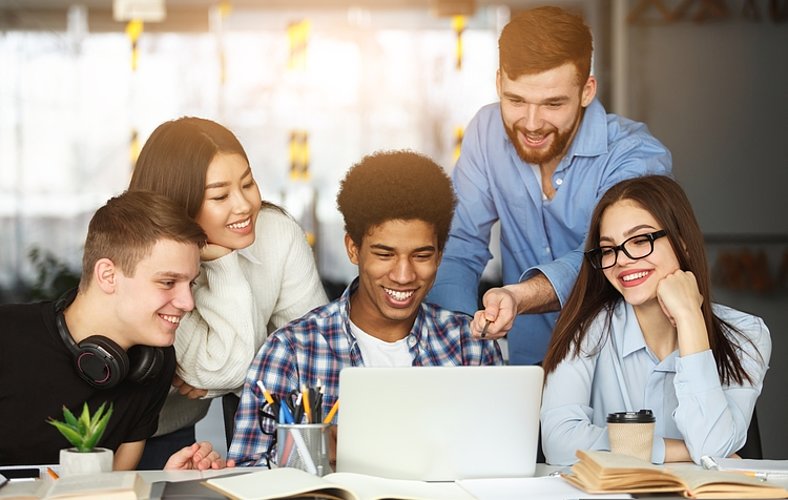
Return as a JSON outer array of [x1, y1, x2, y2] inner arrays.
[[113, 238, 201, 348], [599, 200, 681, 308], [346, 219, 441, 341], [195, 152, 262, 250], [498, 63, 595, 167]]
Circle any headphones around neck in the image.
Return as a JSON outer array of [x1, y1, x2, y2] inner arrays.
[[54, 288, 165, 389]]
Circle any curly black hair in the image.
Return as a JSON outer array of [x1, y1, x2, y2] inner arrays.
[[337, 150, 456, 251]]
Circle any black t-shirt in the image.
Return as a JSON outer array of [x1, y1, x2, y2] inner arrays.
[[0, 300, 176, 465]]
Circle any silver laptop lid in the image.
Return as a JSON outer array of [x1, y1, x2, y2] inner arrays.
[[336, 366, 544, 481]]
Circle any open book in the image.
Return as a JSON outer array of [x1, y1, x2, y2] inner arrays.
[[702, 456, 788, 480], [564, 450, 788, 499], [202, 467, 475, 500], [1, 472, 149, 499]]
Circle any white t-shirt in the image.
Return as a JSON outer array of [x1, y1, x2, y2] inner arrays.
[[349, 320, 413, 367]]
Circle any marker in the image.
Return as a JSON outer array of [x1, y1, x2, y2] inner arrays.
[[255, 380, 275, 405], [323, 399, 340, 424]]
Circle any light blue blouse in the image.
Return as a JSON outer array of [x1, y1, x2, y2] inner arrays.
[[540, 300, 771, 465]]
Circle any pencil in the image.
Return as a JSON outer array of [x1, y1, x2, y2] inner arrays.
[[323, 399, 339, 424], [302, 384, 312, 423], [255, 380, 275, 405], [46, 467, 59, 480]]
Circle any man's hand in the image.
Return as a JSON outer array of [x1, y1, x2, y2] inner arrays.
[[164, 441, 236, 470], [172, 374, 208, 399], [471, 287, 518, 339]]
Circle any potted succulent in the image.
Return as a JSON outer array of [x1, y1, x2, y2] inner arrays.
[[47, 401, 114, 476]]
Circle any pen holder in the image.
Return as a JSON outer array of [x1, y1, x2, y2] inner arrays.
[[276, 423, 329, 476]]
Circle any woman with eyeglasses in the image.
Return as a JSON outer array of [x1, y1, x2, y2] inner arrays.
[[540, 175, 771, 466]]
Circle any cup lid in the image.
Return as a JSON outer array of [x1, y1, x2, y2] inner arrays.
[[606, 409, 655, 423]]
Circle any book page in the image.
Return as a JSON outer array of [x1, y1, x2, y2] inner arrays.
[[572, 452, 788, 499], [44, 472, 149, 499], [714, 458, 788, 475], [203, 468, 356, 500], [667, 464, 788, 499], [571, 451, 682, 492], [457, 476, 632, 500], [326, 472, 474, 500]]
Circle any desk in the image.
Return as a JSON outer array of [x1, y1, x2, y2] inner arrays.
[[2, 464, 787, 499]]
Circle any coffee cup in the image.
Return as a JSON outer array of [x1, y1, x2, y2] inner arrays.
[[606, 409, 655, 462]]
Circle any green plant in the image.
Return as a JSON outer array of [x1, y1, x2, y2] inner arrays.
[[27, 246, 80, 300], [46, 402, 113, 452]]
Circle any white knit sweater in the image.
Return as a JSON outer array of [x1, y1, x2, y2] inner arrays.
[[156, 207, 328, 434]]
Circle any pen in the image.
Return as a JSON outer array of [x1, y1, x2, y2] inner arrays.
[[323, 399, 340, 424], [314, 386, 324, 422], [46, 467, 59, 480], [731, 470, 788, 481], [480, 318, 492, 338], [279, 402, 295, 424], [293, 392, 304, 424], [256, 380, 275, 406]]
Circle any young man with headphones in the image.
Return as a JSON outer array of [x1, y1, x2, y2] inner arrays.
[[0, 191, 231, 470]]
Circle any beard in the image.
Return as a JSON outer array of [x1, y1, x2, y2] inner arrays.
[[504, 106, 584, 165]]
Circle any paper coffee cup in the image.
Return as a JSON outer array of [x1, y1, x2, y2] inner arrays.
[[606, 409, 655, 462]]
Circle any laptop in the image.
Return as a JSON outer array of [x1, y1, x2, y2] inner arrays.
[[335, 365, 544, 481]]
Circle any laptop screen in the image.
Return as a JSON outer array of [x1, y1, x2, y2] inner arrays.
[[335, 366, 544, 481]]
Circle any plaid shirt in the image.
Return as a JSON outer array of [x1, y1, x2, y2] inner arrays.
[[228, 279, 503, 466]]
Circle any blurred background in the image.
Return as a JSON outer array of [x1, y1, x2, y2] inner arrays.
[[1, 0, 786, 458]]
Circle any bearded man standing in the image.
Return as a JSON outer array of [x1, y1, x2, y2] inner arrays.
[[428, 6, 672, 365]]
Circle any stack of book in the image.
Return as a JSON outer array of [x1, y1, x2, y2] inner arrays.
[[564, 450, 788, 499]]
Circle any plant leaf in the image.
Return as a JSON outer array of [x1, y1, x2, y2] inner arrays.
[[62, 406, 78, 428], [84, 403, 113, 451], [78, 402, 91, 435], [46, 400, 114, 452], [47, 419, 83, 449]]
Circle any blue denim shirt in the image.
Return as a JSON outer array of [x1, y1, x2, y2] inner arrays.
[[428, 99, 672, 364]]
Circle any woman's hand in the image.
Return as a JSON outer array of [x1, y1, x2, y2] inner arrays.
[[201, 242, 233, 262], [657, 270, 709, 356], [656, 270, 703, 327], [172, 374, 208, 400]]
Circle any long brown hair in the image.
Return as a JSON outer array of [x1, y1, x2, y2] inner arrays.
[[129, 117, 279, 218], [542, 176, 753, 386]]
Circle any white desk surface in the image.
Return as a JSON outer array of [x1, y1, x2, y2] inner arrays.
[[3, 463, 786, 499]]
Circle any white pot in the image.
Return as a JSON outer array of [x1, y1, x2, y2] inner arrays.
[[59, 447, 113, 476]]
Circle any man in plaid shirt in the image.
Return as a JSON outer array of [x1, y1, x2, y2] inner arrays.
[[228, 150, 503, 466]]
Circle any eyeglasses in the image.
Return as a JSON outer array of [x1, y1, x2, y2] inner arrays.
[[585, 230, 667, 270]]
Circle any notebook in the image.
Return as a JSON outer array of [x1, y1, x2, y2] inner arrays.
[[335, 365, 544, 481]]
